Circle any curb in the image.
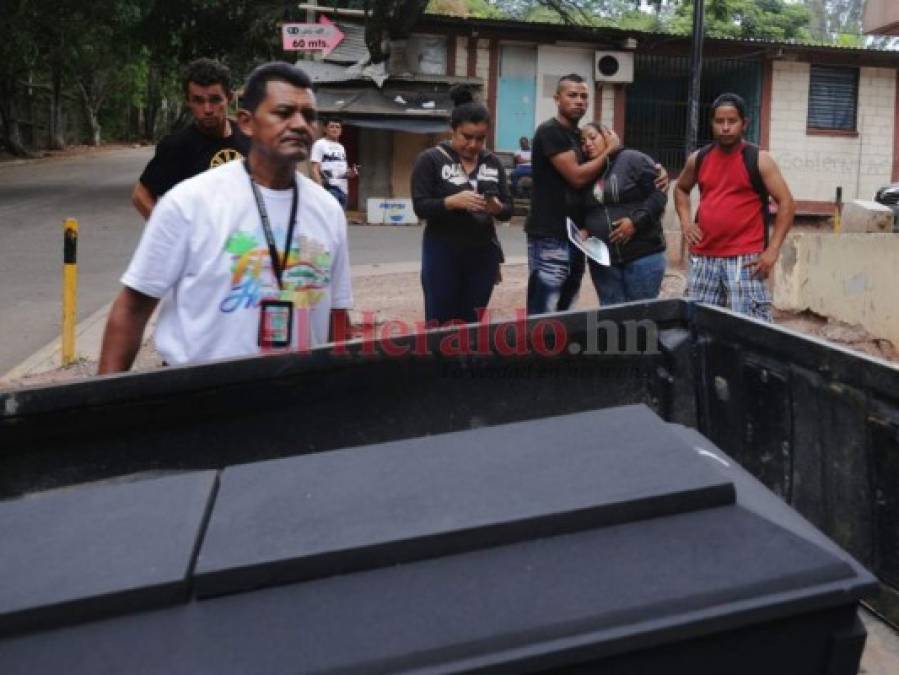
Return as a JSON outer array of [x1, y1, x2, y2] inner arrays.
[[1, 302, 113, 382]]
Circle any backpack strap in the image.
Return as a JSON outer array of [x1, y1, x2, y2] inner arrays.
[[693, 143, 715, 223], [741, 143, 771, 248], [693, 143, 716, 183]]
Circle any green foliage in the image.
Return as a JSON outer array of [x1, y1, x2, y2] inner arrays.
[[669, 0, 813, 41], [426, 0, 505, 19], [0, 0, 878, 151], [465, 0, 507, 18], [521, 6, 566, 23], [803, 0, 863, 42]]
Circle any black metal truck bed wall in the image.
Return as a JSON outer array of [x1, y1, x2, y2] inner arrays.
[[1, 299, 897, 619], [689, 304, 899, 624], [0, 300, 688, 497]]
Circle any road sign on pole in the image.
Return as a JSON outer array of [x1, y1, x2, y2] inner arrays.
[[282, 16, 345, 56]]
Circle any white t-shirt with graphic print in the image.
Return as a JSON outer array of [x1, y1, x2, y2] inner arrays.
[[310, 138, 349, 195], [122, 159, 353, 366]]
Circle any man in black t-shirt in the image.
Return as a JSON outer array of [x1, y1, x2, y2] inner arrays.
[[132, 59, 251, 220], [526, 74, 621, 316]]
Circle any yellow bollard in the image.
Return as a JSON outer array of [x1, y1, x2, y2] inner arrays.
[[833, 186, 842, 234], [62, 218, 78, 366]]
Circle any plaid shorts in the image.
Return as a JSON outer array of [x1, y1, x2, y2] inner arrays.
[[686, 254, 772, 322]]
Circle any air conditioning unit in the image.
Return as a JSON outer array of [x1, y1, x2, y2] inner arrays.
[[594, 51, 634, 83]]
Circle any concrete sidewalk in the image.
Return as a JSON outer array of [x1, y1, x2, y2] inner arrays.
[[2, 302, 114, 382]]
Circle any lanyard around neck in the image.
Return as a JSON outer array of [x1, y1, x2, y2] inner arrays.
[[244, 160, 299, 290]]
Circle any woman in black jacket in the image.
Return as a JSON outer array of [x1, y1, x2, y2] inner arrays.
[[579, 122, 668, 305], [411, 87, 512, 324]]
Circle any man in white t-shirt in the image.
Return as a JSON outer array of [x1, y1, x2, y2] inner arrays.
[[310, 118, 357, 209], [98, 62, 353, 373], [511, 135, 533, 197]]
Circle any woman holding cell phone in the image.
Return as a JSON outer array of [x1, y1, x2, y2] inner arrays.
[[410, 86, 512, 324]]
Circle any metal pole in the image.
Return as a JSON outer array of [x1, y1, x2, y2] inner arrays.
[[62, 218, 78, 366], [685, 0, 706, 158], [834, 186, 843, 233]]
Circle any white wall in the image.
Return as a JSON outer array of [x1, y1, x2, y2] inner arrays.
[[455, 36, 468, 75], [406, 35, 447, 75], [476, 39, 491, 81], [599, 84, 615, 129], [535, 46, 596, 127], [769, 62, 896, 203], [774, 232, 899, 348]]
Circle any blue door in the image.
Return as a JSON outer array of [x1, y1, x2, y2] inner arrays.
[[496, 46, 537, 152]]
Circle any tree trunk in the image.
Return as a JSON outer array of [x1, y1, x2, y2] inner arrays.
[[805, 0, 829, 41], [0, 78, 30, 156], [87, 112, 101, 146], [364, 0, 430, 64], [143, 65, 161, 140], [77, 80, 102, 146], [48, 65, 66, 150], [128, 102, 139, 141]]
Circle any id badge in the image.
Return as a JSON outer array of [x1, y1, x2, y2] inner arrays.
[[258, 299, 293, 348]]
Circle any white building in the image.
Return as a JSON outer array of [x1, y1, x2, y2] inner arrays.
[[307, 10, 899, 218]]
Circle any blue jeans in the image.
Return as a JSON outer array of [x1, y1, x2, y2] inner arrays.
[[588, 251, 666, 306], [511, 165, 532, 195], [421, 235, 500, 324], [324, 185, 347, 209], [527, 236, 585, 316]]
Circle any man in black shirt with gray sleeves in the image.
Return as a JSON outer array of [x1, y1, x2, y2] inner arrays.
[[131, 59, 250, 219], [526, 74, 626, 316]]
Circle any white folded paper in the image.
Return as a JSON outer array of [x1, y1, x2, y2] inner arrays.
[[567, 217, 610, 266]]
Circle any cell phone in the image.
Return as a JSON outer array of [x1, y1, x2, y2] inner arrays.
[[477, 179, 499, 198]]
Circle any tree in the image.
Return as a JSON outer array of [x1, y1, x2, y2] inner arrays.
[[669, 0, 812, 41], [65, 2, 142, 145], [361, 0, 649, 63], [426, 0, 505, 19], [364, 0, 431, 64], [0, 0, 38, 155], [0, 0, 872, 155], [30, 0, 80, 149], [804, 0, 865, 45]]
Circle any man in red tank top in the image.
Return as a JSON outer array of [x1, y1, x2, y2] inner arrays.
[[674, 94, 795, 321]]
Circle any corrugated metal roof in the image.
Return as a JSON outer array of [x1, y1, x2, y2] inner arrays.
[[687, 31, 899, 53], [325, 20, 368, 64], [301, 58, 482, 88], [300, 60, 360, 84], [316, 86, 452, 118], [420, 12, 899, 56]]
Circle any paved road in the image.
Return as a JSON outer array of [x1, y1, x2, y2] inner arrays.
[[0, 147, 528, 374], [0, 148, 150, 374]]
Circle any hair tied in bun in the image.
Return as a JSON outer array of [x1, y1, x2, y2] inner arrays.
[[449, 84, 474, 107]]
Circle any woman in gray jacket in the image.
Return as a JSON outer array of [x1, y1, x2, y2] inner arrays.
[[578, 123, 668, 305]]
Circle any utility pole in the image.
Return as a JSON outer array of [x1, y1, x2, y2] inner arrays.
[[685, 0, 706, 158]]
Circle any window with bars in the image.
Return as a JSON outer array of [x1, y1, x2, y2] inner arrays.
[[807, 65, 859, 132]]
